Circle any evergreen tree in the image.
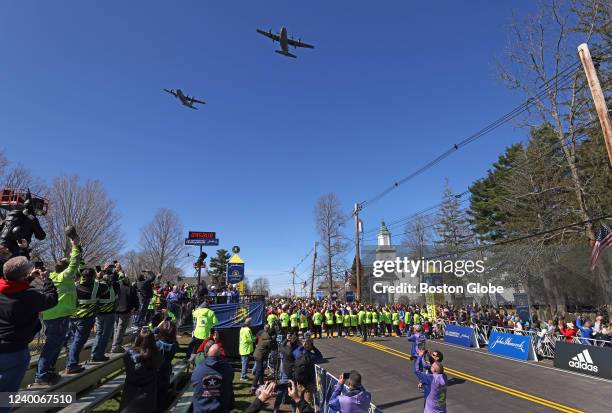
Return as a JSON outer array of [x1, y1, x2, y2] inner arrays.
[[468, 144, 523, 242], [209, 249, 230, 288], [435, 179, 474, 254]]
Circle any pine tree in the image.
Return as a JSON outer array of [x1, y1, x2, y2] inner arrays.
[[209, 249, 230, 288]]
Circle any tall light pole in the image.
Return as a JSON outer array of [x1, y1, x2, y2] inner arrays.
[[354, 203, 362, 301]]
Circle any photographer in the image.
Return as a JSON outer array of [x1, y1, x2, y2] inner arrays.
[[328, 370, 371, 413], [135, 270, 157, 327], [36, 233, 81, 385], [111, 271, 139, 354], [274, 332, 300, 413], [91, 263, 120, 362], [251, 324, 272, 395], [0, 256, 57, 397]]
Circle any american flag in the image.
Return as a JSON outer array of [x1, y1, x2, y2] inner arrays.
[[590, 224, 612, 271]]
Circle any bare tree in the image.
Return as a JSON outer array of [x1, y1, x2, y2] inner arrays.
[[315, 193, 349, 295], [139, 208, 186, 281], [122, 250, 148, 280], [43, 175, 124, 265], [251, 277, 270, 296], [402, 215, 433, 260]]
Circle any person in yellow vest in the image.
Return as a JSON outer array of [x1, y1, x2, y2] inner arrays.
[[335, 308, 344, 337], [186, 302, 218, 360], [267, 308, 278, 330], [324, 308, 335, 338], [299, 310, 309, 337], [371, 307, 379, 337], [279, 309, 290, 337], [239, 318, 255, 381], [350, 310, 358, 336], [365, 308, 373, 337], [343, 308, 351, 336], [358, 306, 368, 342], [312, 309, 323, 339], [90, 265, 120, 362], [36, 235, 81, 385], [392, 309, 400, 337], [290, 310, 299, 336], [65, 268, 98, 374], [382, 307, 392, 337]]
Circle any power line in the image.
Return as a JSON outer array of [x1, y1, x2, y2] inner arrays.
[[356, 45, 611, 212]]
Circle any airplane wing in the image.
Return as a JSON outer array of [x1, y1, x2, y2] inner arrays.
[[163, 88, 177, 97], [287, 38, 314, 49], [190, 97, 206, 105], [256, 29, 281, 42]]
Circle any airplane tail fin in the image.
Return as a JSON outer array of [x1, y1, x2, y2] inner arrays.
[[275, 50, 297, 58]]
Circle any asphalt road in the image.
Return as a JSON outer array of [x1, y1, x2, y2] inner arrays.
[[314, 335, 611, 413]]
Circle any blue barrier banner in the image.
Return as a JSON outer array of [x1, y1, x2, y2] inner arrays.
[[487, 331, 534, 361], [444, 324, 476, 347], [210, 301, 264, 328]]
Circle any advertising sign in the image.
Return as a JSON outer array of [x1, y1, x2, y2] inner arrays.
[[345, 291, 355, 303], [487, 331, 536, 361], [513, 293, 531, 323], [553, 341, 612, 380], [316, 290, 323, 301], [444, 324, 478, 348]]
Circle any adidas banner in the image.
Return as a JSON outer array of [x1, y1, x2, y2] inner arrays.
[[553, 341, 612, 380]]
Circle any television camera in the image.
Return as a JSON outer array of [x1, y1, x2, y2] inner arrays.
[[0, 189, 47, 258]]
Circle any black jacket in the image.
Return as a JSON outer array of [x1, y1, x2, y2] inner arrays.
[[119, 348, 162, 413], [253, 330, 272, 361], [136, 272, 157, 300], [192, 356, 235, 413], [116, 282, 139, 314], [280, 341, 300, 378], [0, 277, 58, 352]]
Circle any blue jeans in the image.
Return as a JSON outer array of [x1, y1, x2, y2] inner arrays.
[[67, 317, 95, 369], [240, 355, 249, 379], [251, 359, 264, 389], [0, 348, 30, 396], [92, 313, 115, 360], [36, 317, 69, 381]]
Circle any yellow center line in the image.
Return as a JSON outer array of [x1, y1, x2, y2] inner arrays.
[[343, 337, 584, 413]]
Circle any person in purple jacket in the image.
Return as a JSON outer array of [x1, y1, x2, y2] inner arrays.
[[407, 325, 426, 358], [328, 370, 371, 413], [414, 349, 447, 413]]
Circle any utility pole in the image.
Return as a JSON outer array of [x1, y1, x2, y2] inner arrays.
[[577, 43, 612, 167], [354, 203, 362, 302], [196, 245, 203, 302], [310, 241, 318, 299], [292, 267, 296, 297]]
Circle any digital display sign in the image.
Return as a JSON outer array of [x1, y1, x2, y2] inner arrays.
[[188, 231, 216, 240]]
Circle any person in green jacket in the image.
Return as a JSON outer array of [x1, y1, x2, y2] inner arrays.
[[35, 235, 81, 385], [267, 310, 278, 330], [324, 308, 334, 338], [239, 318, 255, 380], [312, 310, 323, 339], [382, 308, 392, 337]]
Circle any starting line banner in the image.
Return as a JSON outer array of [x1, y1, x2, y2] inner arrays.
[[209, 302, 264, 329], [315, 365, 382, 413], [553, 341, 612, 380], [487, 330, 537, 361], [444, 324, 479, 348]]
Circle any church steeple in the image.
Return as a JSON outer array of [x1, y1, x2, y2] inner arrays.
[[377, 221, 391, 247]]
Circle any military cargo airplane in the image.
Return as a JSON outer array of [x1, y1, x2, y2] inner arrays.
[[163, 89, 206, 110], [256, 27, 314, 58]]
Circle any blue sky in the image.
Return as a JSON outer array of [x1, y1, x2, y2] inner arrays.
[[0, 1, 536, 293]]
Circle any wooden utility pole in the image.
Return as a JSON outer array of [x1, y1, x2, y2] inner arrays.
[[292, 267, 296, 297], [354, 203, 362, 301], [310, 241, 318, 299], [577, 43, 612, 167]]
